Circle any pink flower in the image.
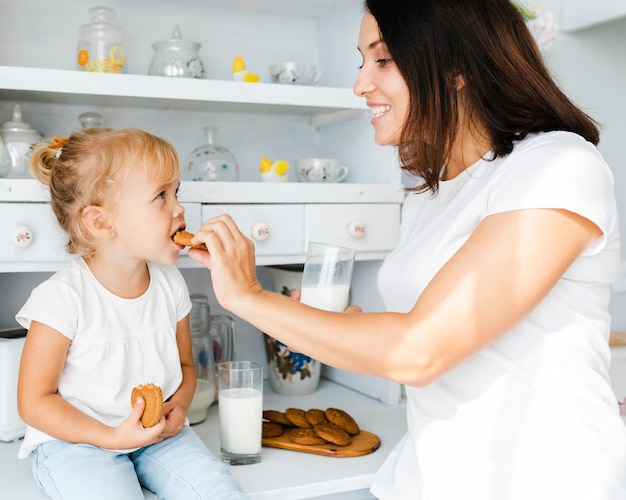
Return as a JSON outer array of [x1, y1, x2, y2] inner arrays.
[[514, 1, 559, 50]]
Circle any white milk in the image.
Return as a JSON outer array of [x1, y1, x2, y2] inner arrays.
[[188, 379, 216, 424], [219, 387, 263, 454], [300, 284, 350, 312]]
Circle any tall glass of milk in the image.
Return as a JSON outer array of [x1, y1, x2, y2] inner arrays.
[[301, 242, 356, 312], [218, 361, 263, 465]]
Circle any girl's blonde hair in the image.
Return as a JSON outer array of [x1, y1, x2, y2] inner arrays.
[[29, 127, 180, 257]]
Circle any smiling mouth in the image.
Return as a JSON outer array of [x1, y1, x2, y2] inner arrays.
[[371, 105, 390, 119]]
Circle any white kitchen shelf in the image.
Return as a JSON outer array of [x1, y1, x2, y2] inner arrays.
[[162, 0, 359, 17], [0, 66, 368, 122], [0, 179, 406, 205]]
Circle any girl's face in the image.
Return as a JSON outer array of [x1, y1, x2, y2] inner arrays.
[[107, 166, 185, 265], [354, 12, 410, 147]]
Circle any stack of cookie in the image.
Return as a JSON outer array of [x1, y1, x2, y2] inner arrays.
[[262, 407, 360, 446]]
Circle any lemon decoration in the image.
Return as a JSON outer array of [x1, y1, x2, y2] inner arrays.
[[272, 160, 289, 176], [259, 157, 273, 173], [232, 55, 261, 83]]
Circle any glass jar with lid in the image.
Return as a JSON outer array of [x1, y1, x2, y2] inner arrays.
[[148, 26, 205, 79], [77, 6, 127, 73], [0, 104, 43, 178]]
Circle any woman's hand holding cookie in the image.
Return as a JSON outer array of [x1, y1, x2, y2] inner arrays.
[[188, 214, 262, 312]]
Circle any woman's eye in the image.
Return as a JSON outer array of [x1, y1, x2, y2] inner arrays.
[[376, 58, 392, 67]]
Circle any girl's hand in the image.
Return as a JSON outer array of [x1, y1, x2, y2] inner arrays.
[[158, 400, 187, 440], [112, 397, 166, 449]]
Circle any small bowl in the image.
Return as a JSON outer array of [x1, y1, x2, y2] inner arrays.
[[269, 63, 321, 86]]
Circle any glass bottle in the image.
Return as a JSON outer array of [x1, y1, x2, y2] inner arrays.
[[77, 6, 127, 73], [182, 127, 239, 182]]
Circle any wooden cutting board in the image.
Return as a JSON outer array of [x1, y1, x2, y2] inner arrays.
[[262, 430, 380, 457]]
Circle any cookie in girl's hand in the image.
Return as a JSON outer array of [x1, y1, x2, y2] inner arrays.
[[131, 383, 163, 427]]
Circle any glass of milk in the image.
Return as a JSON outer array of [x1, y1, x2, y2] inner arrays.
[[300, 242, 356, 312], [218, 361, 263, 465]]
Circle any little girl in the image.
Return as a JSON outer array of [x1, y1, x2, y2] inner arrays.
[[16, 128, 246, 499]]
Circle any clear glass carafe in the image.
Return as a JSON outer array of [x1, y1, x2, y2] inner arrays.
[[182, 126, 239, 182], [188, 294, 216, 424], [77, 6, 126, 73]]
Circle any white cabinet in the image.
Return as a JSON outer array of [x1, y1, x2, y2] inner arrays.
[[305, 204, 400, 254], [0, 203, 68, 271], [0, 0, 404, 272], [202, 204, 306, 258]]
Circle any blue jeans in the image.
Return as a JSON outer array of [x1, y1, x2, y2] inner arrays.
[[29, 426, 247, 499]]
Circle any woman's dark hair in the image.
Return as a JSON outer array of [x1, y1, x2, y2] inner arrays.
[[364, 0, 600, 193]]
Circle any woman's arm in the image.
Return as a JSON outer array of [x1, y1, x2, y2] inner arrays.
[[190, 209, 600, 387], [17, 320, 165, 449], [159, 314, 196, 439]]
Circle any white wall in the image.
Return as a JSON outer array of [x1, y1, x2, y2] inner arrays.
[[539, 1, 626, 328]]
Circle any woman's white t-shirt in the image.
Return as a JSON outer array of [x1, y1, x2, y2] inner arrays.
[[16, 257, 192, 458], [371, 132, 626, 499]]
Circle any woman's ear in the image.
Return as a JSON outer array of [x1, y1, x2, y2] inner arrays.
[[454, 75, 466, 91], [82, 206, 115, 239]]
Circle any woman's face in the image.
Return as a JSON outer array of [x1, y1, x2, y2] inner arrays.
[[354, 12, 410, 147]]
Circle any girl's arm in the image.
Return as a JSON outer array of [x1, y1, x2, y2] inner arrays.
[[17, 320, 165, 449], [159, 314, 196, 439], [190, 209, 601, 388]]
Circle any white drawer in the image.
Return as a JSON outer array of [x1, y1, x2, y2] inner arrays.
[[181, 203, 202, 232], [305, 204, 400, 253], [202, 204, 305, 256], [0, 203, 69, 263]]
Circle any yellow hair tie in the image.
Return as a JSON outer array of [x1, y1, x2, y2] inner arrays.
[[48, 137, 69, 150]]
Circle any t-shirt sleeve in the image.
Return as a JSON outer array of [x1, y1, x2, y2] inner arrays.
[[165, 265, 193, 322], [486, 132, 618, 255], [15, 278, 80, 340]]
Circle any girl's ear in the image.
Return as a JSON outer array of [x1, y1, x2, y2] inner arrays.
[[82, 206, 115, 239]]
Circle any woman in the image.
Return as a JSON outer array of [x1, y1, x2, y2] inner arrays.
[[190, 1, 626, 498]]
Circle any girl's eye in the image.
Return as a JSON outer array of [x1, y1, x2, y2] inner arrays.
[[156, 191, 166, 200]]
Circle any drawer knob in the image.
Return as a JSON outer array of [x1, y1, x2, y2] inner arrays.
[[347, 220, 365, 239], [12, 225, 34, 247], [251, 222, 271, 241]]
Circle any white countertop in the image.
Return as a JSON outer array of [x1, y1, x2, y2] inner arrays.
[[0, 379, 407, 499]]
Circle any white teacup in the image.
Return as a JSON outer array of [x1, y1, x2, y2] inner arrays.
[[295, 158, 349, 183], [260, 171, 288, 183]]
